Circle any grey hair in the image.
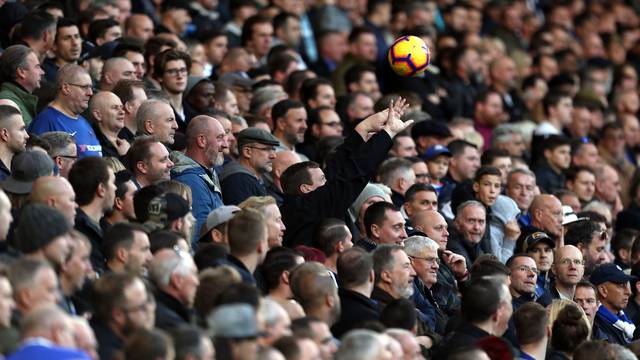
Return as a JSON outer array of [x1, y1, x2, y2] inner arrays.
[[40, 131, 76, 157], [229, 115, 248, 127], [56, 64, 89, 90], [372, 244, 404, 285], [336, 329, 386, 360], [378, 157, 414, 186], [20, 304, 71, 338], [609, 344, 638, 360], [0, 45, 33, 82], [249, 86, 287, 116], [507, 167, 536, 183], [403, 236, 439, 257], [135, 99, 171, 134], [261, 297, 288, 327], [491, 124, 521, 147], [455, 200, 486, 217], [149, 250, 195, 288]]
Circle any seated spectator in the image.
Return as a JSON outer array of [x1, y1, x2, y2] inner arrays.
[[1, 150, 55, 209], [550, 245, 585, 300], [102, 222, 152, 276], [573, 280, 599, 326], [123, 328, 175, 360], [548, 303, 590, 359], [220, 209, 269, 285], [112, 79, 147, 143], [197, 205, 241, 247], [0, 105, 28, 181], [517, 194, 564, 249], [30, 176, 78, 224], [260, 298, 292, 346], [101, 170, 137, 229], [207, 303, 261, 359], [9, 258, 60, 317], [88, 91, 129, 158], [0, 45, 44, 126], [290, 261, 340, 327], [533, 135, 571, 195], [29, 64, 102, 158], [423, 145, 451, 193], [290, 316, 338, 360], [591, 263, 637, 345], [564, 220, 608, 275], [239, 196, 287, 250], [170, 325, 215, 360], [135, 99, 178, 147], [15, 204, 72, 269], [447, 200, 486, 268], [334, 329, 389, 359], [402, 184, 438, 223], [59, 231, 93, 316], [40, 131, 78, 178], [378, 157, 415, 208], [520, 231, 555, 298], [312, 218, 353, 273], [127, 137, 174, 189], [565, 166, 596, 207], [71, 317, 99, 360], [371, 245, 415, 308], [513, 302, 549, 359], [143, 193, 193, 240]]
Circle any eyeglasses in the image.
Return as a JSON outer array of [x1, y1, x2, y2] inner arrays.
[[514, 265, 540, 276], [56, 154, 78, 162], [165, 67, 188, 76], [415, 173, 430, 180], [67, 82, 93, 91], [408, 255, 441, 265], [558, 258, 585, 266], [247, 146, 276, 153]]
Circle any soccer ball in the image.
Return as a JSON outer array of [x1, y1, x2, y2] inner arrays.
[[387, 35, 431, 77]]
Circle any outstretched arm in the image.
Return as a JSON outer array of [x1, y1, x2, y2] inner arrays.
[[355, 97, 412, 141]]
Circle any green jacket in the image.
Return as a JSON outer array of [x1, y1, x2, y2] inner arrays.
[[0, 82, 39, 126]]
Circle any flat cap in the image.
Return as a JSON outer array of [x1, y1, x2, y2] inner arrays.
[[237, 127, 280, 148]]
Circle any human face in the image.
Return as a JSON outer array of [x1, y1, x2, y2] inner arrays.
[[206, 35, 228, 65], [409, 247, 439, 287], [455, 205, 486, 243], [205, 118, 228, 168], [491, 157, 512, 185], [374, 210, 407, 245], [189, 81, 215, 113], [247, 143, 276, 174], [451, 146, 480, 181], [171, 9, 192, 34], [103, 169, 116, 213], [509, 256, 538, 296], [393, 136, 417, 158], [144, 142, 174, 183], [124, 51, 145, 80], [527, 241, 553, 272], [65, 73, 93, 114], [44, 233, 72, 268], [316, 109, 343, 138], [98, 94, 125, 133], [357, 72, 381, 101], [426, 156, 449, 182], [20, 52, 44, 92], [126, 87, 147, 116], [405, 191, 438, 217], [500, 133, 526, 157], [119, 180, 137, 220], [57, 143, 78, 178], [601, 281, 632, 312], [162, 59, 188, 94], [420, 212, 449, 250], [506, 173, 535, 212], [124, 231, 151, 275], [221, 90, 240, 116], [312, 85, 336, 109], [309, 321, 337, 360], [6, 114, 29, 153], [109, 59, 136, 85], [569, 170, 595, 202], [121, 279, 153, 333], [597, 166, 620, 203], [388, 250, 416, 299], [264, 204, 286, 248], [101, 25, 122, 44], [217, 117, 234, 155], [281, 107, 307, 144], [63, 239, 92, 290], [583, 231, 607, 271], [55, 25, 82, 62], [250, 22, 274, 59], [281, 17, 302, 47], [178, 258, 200, 308], [554, 98, 573, 126], [573, 143, 599, 169], [411, 162, 429, 184], [535, 197, 563, 237], [152, 103, 178, 145], [127, 15, 154, 41], [353, 34, 377, 62], [0, 278, 15, 328], [553, 246, 584, 287], [473, 175, 501, 207], [306, 167, 327, 192], [32, 267, 61, 306], [478, 93, 504, 127], [574, 286, 598, 322], [546, 145, 571, 170]]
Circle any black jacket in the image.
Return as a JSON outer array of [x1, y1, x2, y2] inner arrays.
[[90, 318, 123, 360], [219, 161, 268, 205], [432, 321, 492, 359], [282, 131, 393, 247], [533, 162, 565, 195], [331, 287, 380, 338], [446, 228, 484, 270], [154, 289, 193, 331], [75, 209, 105, 274]]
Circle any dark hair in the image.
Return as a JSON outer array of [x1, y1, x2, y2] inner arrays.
[[215, 282, 261, 309], [480, 149, 510, 166], [92, 271, 140, 321], [19, 11, 56, 41], [54, 18, 77, 41], [542, 91, 572, 116], [290, 316, 323, 339], [227, 210, 266, 256], [273, 336, 302, 359], [348, 26, 375, 44], [273, 11, 298, 31], [473, 166, 502, 183], [565, 166, 594, 183], [154, 49, 192, 79], [473, 88, 502, 107], [344, 64, 376, 88], [262, 247, 302, 290], [337, 247, 373, 288], [280, 161, 320, 195], [513, 302, 548, 345], [542, 134, 571, 152], [241, 14, 272, 47], [267, 52, 297, 78], [380, 298, 417, 330], [102, 222, 148, 261], [149, 230, 184, 254], [68, 157, 110, 206], [88, 18, 119, 44], [448, 139, 477, 157], [171, 325, 206, 360], [461, 277, 504, 323], [112, 79, 146, 105], [404, 183, 437, 203], [299, 77, 333, 106], [312, 218, 349, 257], [470, 256, 511, 279], [565, 220, 603, 247], [127, 136, 158, 173], [133, 185, 165, 223], [124, 328, 173, 360], [505, 253, 535, 269], [363, 201, 398, 238], [144, 36, 177, 65], [372, 244, 404, 284], [112, 39, 145, 58], [271, 99, 305, 122], [551, 303, 590, 353]]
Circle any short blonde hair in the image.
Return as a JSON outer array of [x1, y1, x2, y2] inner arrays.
[[239, 196, 276, 215]]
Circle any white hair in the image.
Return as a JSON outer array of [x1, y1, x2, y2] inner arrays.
[[336, 329, 386, 360], [149, 249, 195, 287], [262, 297, 289, 327], [403, 235, 439, 257]]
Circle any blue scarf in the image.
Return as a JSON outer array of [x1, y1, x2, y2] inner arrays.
[[597, 305, 636, 341]]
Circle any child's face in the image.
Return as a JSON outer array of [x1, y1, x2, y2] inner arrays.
[[473, 174, 502, 206], [545, 145, 571, 170], [427, 156, 450, 181]]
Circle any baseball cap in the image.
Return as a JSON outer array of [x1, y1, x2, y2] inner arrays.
[[590, 263, 637, 286], [237, 127, 280, 148], [199, 205, 241, 240], [521, 231, 555, 252], [1, 150, 54, 194], [421, 144, 452, 161], [562, 205, 588, 226], [144, 193, 190, 232]]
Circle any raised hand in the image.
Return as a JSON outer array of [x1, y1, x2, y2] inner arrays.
[[382, 97, 411, 137]]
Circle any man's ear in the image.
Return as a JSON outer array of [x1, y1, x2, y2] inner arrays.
[[144, 119, 154, 134], [0, 128, 9, 143], [136, 160, 148, 175], [380, 269, 392, 284], [370, 223, 381, 239]]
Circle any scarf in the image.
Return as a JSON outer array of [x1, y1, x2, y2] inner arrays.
[[597, 305, 636, 341]]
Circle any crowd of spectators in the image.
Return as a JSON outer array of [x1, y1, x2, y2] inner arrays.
[[1, 0, 640, 359]]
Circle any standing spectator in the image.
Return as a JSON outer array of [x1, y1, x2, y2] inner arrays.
[[371, 244, 416, 307], [357, 202, 407, 251], [521, 231, 555, 298], [112, 79, 148, 143], [102, 223, 152, 276], [574, 281, 599, 326], [402, 184, 438, 221], [135, 99, 179, 147], [239, 196, 287, 249], [548, 303, 590, 359], [564, 220, 608, 275], [517, 194, 564, 248], [513, 303, 549, 360], [312, 218, 352, 273], [154, 50, 191, 131], [89, 91, 130, 158], [29, 65, 102, 158], [40, 132, 77, 178], [447, 200, 486, 268], [59, 231, 93, 315], [534, 135, 571, 195], [149, 247, 200, 331], [127, 137, 174, 189], [591, 263, 637, 345], [42, 18, 82, 83], [222, 210, 269, 285], [0, 45, 45, 125], [0, 105, 28, 181], [68, 157, 116, 273], [507, 254, 550, 311], [272, 100, 308, 157], [241, 15, 274, 65], [171, 115, 226, 247], [505, 169, 536, 228], [219, 128, 279, 205], [550, 245, 585, 300]]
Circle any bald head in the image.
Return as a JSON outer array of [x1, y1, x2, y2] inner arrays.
[[530, 194, 560, 212], [411, 210, 449, 249], [185, 115, 227, 168], [530, 194, 563, 237], [100, 57, 136, 91], [30, 176, 77, 223], [273, 150, 301, 177], [552, 245, 584, 287]]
